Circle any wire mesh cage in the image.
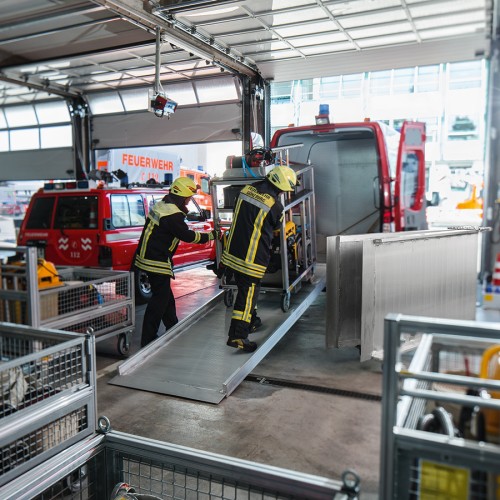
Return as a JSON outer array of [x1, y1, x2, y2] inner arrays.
[[0, 322, 95, 487], [1, 430, 359, 500], [0, 247, 134, 356], [380, 314, 500, 500]]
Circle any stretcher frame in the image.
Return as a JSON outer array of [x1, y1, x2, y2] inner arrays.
[[380, 314, 500, 500], [211, 155, 317, 312]]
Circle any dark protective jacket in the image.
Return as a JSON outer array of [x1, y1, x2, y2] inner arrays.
[[134, 194, 211, 277], [221, 180, 283, 279]]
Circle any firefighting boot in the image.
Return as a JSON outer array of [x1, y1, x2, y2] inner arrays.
[[226, 338, 258, 352], [227, 325, 257, 352], [249, 311, 262, 333]]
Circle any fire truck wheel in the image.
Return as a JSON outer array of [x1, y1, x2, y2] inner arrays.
[[223, 289, 234, 307], [281, 291, 291, 312], [135, 270, 152, 304]]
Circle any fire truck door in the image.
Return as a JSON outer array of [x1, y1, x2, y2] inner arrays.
[[394, 121, 427, 231]]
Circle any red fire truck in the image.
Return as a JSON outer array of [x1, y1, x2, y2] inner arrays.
[[17, 180, 215, 303]]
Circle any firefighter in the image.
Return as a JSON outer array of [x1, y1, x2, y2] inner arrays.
[[134, 176, 216, 347], [221, 165, 297, 352]]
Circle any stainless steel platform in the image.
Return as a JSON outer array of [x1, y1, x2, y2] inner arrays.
[[109, 264, 326, 403]]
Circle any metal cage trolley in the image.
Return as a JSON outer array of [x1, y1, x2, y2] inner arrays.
[[0, 246, 135, 356], [0, 420, 360, 500], [211, 146, 317, 312], [0, 322, 96, 488], [380, 314, 500, 500]]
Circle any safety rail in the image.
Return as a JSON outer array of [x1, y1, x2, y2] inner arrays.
[[380, 314, 500, 500], [0, 322, 96, 488]]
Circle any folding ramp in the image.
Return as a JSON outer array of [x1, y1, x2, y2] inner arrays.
[[109, 264, 326, 403]]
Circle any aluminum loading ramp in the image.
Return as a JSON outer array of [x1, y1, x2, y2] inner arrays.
[[110, 264, 325, 403]]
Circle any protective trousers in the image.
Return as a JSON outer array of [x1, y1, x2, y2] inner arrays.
[[229, 271, 261, 340], [141, 272, 178, 347]]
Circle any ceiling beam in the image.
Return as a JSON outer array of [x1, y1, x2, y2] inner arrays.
[[0, 73, 82, 99], [90, 0, 261, 79]]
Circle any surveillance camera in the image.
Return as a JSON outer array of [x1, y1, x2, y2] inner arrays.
[[150, 93, 178, 118]]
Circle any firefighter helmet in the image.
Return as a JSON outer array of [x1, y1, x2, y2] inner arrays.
[[170, 177, 198, 197], [266, 165, 297, 192]]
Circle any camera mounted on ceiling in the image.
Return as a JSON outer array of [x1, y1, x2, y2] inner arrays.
[[148, 89, 177, 118]]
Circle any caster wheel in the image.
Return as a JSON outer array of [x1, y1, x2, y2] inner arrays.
[[117, 334, 130, 357], [281, 291, 291, 312], [224, 289, 234, 307]]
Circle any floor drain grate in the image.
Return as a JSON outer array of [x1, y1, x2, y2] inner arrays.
[[245, 375, 382, 402]]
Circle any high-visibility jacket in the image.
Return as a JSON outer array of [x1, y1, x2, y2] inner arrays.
[[221, 180, 283, 279], [134, 195, 212, 277]]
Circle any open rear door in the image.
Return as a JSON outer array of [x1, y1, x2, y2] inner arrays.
[[394, 121, 427, 231]]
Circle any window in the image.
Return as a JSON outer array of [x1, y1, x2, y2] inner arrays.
[[416, 65, 440, 92], [25, 197, 55, 229], [370, 70, 391, 96], [111, 194, 146, 228], [0, 100, 72, 151], [196, 78, 238, 103], [54, 196, 99, 229], [393, 119, 406, 132], [393, 68, 415, 94], [4, 105, 37, 127], [200, 176, 210, 194], [417, 117, 438, 143], [402, 152, 420, 210], [341, 74, 363, 98], [35, 101, 70, 124], [447, 114, 479, 140], [449, 61, 482, 90], [10, 128, 39, 150], [88, 93, 124, 115], [186, 199, 202, 221], [319, 76, 341, 100], [40, 125, 72, 148], [300, 79, 314, 101]]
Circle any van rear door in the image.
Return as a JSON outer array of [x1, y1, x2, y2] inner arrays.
[[394, 121, 427, 231], [271, 124, 385, 251]]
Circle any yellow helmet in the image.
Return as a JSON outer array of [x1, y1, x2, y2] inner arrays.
[[266, 165, 297, 192], [170, 177, 198, 197]]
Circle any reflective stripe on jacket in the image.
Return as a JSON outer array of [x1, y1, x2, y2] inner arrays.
[[135, 197, 211, 277], [221, 181, 283, 278]]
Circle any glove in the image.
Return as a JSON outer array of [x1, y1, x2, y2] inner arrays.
[[208, 229, 220, 241]]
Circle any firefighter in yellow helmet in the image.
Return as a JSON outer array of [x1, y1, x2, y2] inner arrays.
[[221, 165, 297, 352], [134, 176, 216, 347]]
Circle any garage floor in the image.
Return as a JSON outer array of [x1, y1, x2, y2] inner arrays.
[[94, 267, 500, 499]]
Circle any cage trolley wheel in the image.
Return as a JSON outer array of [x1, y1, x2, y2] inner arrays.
[[117, 333, 131, 357], [224, 289, 234, 307], [281, 291, 291, 312]]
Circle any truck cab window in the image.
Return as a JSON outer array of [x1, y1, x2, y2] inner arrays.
[[25, 197, 55, 229], [54, 195, 98, 229], [111, 194, 146, 228]]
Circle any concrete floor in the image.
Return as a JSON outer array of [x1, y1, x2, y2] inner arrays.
[[93, 267, 500, 499], [95, 267, 382, 498]]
